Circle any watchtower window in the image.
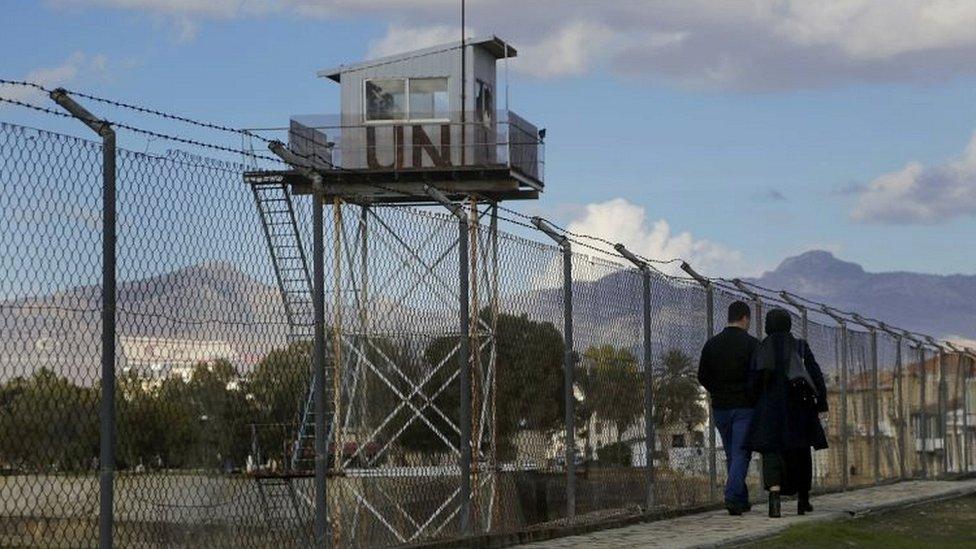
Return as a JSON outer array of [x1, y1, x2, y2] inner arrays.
[[364, 77, 448, 122], [409, 78, 449, 120], [365, 78, 406, 121]]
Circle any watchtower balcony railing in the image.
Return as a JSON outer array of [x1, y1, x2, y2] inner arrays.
[[276, 110, 544, 186]]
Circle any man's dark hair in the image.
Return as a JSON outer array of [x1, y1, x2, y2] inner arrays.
[[728, 301, 751, 323]]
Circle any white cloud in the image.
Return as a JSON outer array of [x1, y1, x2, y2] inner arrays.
[[49, 1, 976, 89], [564, 198, 755, 277], [52, 0, 274, 18], [768, 1, 976, 60], [366, 20, 630, 78], [511, 21, 615, 78], [852, 133, 976, 224], [0, 52, 108, 107], [367, 24, 470, 59]]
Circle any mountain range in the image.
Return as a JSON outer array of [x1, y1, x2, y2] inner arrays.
[[2, 250, 971, 384], [0, 262, 288, 384], [748, 250, 975, 341]]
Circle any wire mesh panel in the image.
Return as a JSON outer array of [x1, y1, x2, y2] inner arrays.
[[648, 276, 711, 510], [804, 315, 843, 491], [490, 229, 569, 533], [945, 352, 965, 474], [964, 355, 975, 474], [571, 256, 645, 521], [321, 203, 484, 548], [903, 342, 930, 478], [845, 329, 873, 487], [876, 332, 904, 481], [918, 345, 943, 478], [0, 123, 103, 548], [3, 108, 974, 548], [115, 143, 312, 547]]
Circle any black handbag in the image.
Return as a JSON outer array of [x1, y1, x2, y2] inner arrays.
[[787, 341, 819, 405]]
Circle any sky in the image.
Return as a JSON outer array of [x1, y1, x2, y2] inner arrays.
[[2, 1, 976, 277]]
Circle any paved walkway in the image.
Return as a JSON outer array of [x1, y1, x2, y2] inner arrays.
[[520, 479, 976, 548]]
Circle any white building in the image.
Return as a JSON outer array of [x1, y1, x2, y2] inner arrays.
[[119, 335, 237, 383]]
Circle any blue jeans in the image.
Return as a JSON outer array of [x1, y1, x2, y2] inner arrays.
[[713, 407, 753, 506]]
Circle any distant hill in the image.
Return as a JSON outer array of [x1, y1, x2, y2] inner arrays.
[[4, 252, 970, 384], [748, 250, 975, 340], [0, 261, 455, 384], [0, 262, 288, 384]]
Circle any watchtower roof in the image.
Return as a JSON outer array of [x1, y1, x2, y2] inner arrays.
[[317, 35, 517, 83]]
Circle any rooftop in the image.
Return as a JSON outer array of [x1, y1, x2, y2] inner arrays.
[[317, 35, 517, 82]]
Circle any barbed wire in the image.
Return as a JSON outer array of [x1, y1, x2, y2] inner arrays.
[[1, 78, 272, 142], [0, 95, 286, 164], [1, 79, 328, 168], [0, 96, 74, 119], [492, 202, 683, 266], [0, 82, 962, 348]]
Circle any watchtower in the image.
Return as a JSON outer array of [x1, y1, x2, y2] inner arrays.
[[243, 36, 544, 545]]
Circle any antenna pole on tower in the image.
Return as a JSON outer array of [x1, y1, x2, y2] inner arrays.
[[460, 0, 466, 165]]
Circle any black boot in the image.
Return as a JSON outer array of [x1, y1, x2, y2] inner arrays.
[[768, 491, 781, 518], [725, 501, 743, 516], [798, 492, 813, 515]]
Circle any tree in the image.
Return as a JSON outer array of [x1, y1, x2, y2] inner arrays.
[[117, 370, 171, 469], [491, 312, 566, 451], [0, 369, 99, 471], [578, 345, 643, 452], [118, 360, 251, 470], [180, 360, 251, 468], [244, 340, 315, 464], [419, 312, 566, 461], [653, 349, 707, 432]]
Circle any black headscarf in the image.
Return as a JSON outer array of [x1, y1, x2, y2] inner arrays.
[[765, 308, 792, 336]]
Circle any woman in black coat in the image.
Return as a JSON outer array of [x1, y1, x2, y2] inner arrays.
[[745, 308, 828, 518]]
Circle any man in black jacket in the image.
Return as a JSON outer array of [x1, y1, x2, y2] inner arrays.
[[698, 301, 758, 515]]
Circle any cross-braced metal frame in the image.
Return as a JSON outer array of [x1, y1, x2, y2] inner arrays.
[[312, 197, 502, 546]]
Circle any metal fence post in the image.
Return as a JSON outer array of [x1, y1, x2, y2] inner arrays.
[[966, 351, 975, 473], [840, 323, 849, 489], [312, 188, 328, 547], [941, 345, 948, 475], [823, 307, 848, 490], [618, 245, 655, 510], [883, 325, 907, 480], [267, 142, 330, 546], [919, 344, 928, 479], [534, 218, 575, 517], [940, 345, 949, 475], [755, 299, 764, 338], [50, 89, 116, 549], [946, 343, 966, 474], [927, 339, 948, 476], [705, 285, 716, 502], [870, 329, 880, 483], [896, 335, 906, 479], [684, 263, 716, 503], [731, 279, 761, 338], [854, 315, 881, 485], [427, 187, 473, 533]]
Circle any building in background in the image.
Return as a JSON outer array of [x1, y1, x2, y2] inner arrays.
[[119, 335, 237, 383]]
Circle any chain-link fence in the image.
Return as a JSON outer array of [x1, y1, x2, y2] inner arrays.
[[2, 109, 976, 549]]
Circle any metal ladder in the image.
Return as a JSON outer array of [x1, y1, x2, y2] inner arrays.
[[250, 181, 331, 471], [255, 477, 311, 543]]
